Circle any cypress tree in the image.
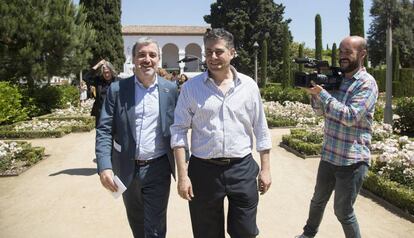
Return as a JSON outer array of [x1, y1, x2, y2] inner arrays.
[[349, 0, 365, 37], [259, 38, 268, 88], [315, 14, 323, 60], [331, 43, 337, 67], [392, 45, 400, 82], [80, 0, 125, 71], [281, 24, 291, 88], [298, 44, 304, 72]]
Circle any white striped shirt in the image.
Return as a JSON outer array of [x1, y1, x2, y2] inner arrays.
[[170, 67, 272, 159]]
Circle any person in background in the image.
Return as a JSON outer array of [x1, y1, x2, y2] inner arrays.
[[83, 59, 119, 127], [176, 74, 188, 91], [295, 36, 378, 238]]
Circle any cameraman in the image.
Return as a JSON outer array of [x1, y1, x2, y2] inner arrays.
[[296, 36, 378, 238]]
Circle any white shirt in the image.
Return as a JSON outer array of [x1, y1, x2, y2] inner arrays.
[[170, 67, 272, 159]]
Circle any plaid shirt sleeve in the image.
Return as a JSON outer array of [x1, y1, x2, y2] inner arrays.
[[310, 94, 325, 116], [318, 78, 378, 127]]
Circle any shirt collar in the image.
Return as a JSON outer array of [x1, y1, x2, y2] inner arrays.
[[349, 67, 366, 81], [203, 65, 241, 86], [135, 74, 158, 89]]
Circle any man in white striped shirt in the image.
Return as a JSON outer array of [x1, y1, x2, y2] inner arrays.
[[170, 28, 272, 238]]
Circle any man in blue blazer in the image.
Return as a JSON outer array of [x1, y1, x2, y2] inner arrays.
[[96, 37, 178, 238]]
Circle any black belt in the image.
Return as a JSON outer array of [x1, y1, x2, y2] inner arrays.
[[136, 155, 165, 166], [192, 154, 250, 166]]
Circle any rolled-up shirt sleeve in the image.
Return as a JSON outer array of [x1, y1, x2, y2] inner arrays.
[[252, 90, 272, 152], [170, 84, 192, 149]]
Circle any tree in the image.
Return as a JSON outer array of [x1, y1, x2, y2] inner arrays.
[[393, 45, 400, 82], [349, 0, 365, 37], [315, 14, 323, 60], [298, 43, 304, 72], [281, 25, 291, 88], [259, 37, 268, 88], [331, 43, 338, 67], [0, 0, 95, 89], [367, 0, 414, 67], [80, 0, 125, 71], [204, 0, 291, 81]]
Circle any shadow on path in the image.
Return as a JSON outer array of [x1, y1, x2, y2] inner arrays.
[[49, 168, 97, 176]]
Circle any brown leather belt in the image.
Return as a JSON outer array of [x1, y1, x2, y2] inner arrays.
[[136, 155, 165, 166]]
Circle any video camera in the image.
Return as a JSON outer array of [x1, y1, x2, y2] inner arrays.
[[294, 57, 343, 90]]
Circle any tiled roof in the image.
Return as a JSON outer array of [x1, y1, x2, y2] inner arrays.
[[122, 25, 209, 36]]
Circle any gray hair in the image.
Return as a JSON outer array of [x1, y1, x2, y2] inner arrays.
[[132, 37, 160, 58], [203, 28, 235, 49], [100, 61, 117, 76]]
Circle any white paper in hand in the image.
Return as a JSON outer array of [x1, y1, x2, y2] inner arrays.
[[111, 175, 127, 199]]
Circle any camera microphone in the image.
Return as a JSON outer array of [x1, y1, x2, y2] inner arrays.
[[294, 57, 311, 64]]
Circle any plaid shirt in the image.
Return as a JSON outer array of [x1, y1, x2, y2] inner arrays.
[[311, 68, 378, 166]]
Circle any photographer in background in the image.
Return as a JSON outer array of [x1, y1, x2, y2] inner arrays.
[[83, 59, 119, 127], [296, 36, 378, 238]]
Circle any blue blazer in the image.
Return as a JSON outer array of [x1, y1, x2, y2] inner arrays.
[[95, 75, 178, 188]]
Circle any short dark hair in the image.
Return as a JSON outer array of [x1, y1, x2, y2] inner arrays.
[[203, 28, 235, 49]]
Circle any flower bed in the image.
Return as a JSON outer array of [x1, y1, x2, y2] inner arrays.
[[264, 101, 320, 127], [0, 140, 45, 176], [280, 123, 414, 216], [0, 100, 95, 139], [0, 118, 94, 139]]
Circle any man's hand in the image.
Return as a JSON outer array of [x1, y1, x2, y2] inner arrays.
[[258, 169, 272, 195], [304, 81, 323, 95], [99, 169, 118, 192], [177, 176, 194, 201]]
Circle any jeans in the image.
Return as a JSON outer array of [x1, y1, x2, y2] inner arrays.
[[303, 160, 368, 238]]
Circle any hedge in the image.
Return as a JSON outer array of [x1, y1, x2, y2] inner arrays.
[[267, 117, 298, 127], [0, 141, 45, 176], [368, 68, 414, 97], [363, 171, 414, 216], [393, 97, 414, 135], [261, 85, 310, 104]]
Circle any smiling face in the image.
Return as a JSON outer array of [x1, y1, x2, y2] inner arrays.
[[204, 39, 235, 73], [338, 37, 366, 75], [133, 42, 160, 80]]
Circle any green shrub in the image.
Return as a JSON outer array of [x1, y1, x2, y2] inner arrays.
[[0, 141, 45, 174], [267, 117, 297, 127], [0, 82, 28, 125], [374, 104, 384, 122], [282, 134, 322, 156], [57, 85, 80, 108], [394, 97, 414, 135], [261, 85, 309, 104], [19, 84, 80, 117], [363, 171, 414, 215]]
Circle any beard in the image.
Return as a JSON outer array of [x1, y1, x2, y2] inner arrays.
[[339, 58, 359, 73]]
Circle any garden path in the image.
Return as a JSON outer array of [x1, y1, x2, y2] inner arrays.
[[0, 129, 413, 238]]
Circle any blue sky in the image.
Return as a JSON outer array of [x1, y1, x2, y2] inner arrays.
[[74, 0, 373, 49]]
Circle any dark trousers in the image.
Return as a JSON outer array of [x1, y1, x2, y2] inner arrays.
[[303, 160, 368, 238], [122, 155, 171, 238], [188, 154, 260, 238]]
